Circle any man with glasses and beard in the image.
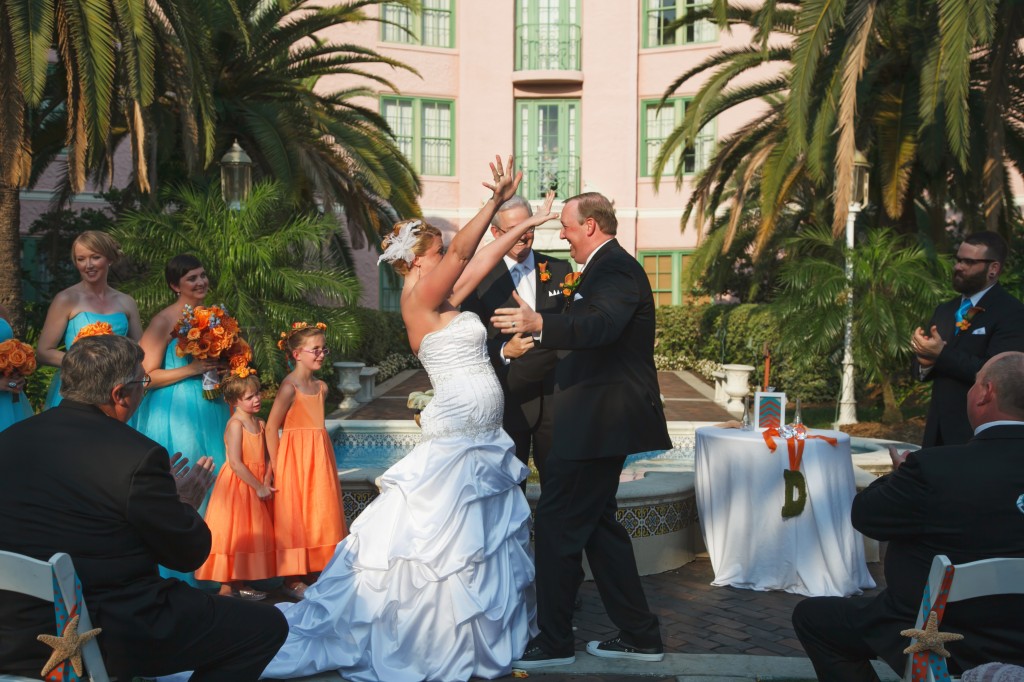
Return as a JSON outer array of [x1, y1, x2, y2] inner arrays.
[[911, 231, 1024, 446]]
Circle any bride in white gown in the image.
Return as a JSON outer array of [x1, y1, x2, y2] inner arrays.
[[263, 156, 557, 682]]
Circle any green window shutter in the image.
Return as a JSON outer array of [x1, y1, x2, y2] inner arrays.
[[515, 98, 580, 199]]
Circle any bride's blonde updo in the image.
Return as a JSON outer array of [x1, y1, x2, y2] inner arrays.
[[378, 219, 442, 276]]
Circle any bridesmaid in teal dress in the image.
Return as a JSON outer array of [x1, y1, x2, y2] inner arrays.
[[37, 232, 143, 408], [132, 255, 229, 586], [0, 305, 32, 431]]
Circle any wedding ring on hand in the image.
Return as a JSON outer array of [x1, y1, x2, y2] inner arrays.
[[7, 381, 16, 389], [511, 322, 516, 329]]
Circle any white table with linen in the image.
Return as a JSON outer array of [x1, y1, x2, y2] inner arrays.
[[694, 425, 876, 597]]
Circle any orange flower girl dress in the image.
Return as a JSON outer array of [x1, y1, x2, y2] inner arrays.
[[195, 421, 276, 583], [274, 383, 347, 576]]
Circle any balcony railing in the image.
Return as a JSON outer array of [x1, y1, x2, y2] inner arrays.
[[518, 153, 580, 200], [515, 23, 581, 71]]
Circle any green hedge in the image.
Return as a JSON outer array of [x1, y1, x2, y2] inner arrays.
[[347, 307, 412, 366], [655, 303, 839, 403]]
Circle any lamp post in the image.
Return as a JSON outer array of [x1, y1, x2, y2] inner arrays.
[[837, 150, 871, 426], [220, 140, 252, 210]]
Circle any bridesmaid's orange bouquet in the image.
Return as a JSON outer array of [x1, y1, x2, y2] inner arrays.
[[0, 339, 36, 403], [73, 321, 114, 344], [173, 304, 245, 398]]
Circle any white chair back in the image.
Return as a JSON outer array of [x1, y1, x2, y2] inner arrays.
[[0, 550, 109, 682], [902, 554, 1024, 682]]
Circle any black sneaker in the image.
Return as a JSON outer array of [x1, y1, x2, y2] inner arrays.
[[511, 643, 576, 670], [586, 636, 664, 662]]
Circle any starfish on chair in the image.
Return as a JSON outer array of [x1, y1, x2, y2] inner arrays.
[[37, 614, 102, 676], [901, 610, 964, 658]]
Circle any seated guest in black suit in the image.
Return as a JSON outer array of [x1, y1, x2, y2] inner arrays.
[[793, 351, 1024, 681], [0, 335, 287, 681]]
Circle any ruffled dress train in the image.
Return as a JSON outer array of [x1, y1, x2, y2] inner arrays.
[[262, 312, 536, 682]]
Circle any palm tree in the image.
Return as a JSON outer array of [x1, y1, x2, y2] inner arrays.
[[775, 225, 948, 423], [155, 0, 422, 249], [112, 182, 361, 377], [0, 0, 217, 329], [655, 0, 1024, 278]]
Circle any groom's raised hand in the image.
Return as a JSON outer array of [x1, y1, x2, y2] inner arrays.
[[492, 291, 543, 335]]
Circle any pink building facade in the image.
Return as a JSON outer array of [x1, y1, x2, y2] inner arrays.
[[322, 0, 766, 310]]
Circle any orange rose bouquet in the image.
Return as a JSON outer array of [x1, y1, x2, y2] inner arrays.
[[0, 338, 36, 403], [73, 321, 115, 344], [172, 304, 244, 399]]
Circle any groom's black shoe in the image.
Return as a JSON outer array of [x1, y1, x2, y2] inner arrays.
[[586, 636, 664, 662], [512, 642, 575, 669]]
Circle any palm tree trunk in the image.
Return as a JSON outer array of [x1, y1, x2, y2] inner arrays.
[[880, 375, 903, 424], [0, 186, 22, 333]]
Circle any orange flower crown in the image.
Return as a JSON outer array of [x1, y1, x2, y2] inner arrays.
[[0, 339, 37, 376], [73, 321, 115, 344], [277, 321, 328, 351]]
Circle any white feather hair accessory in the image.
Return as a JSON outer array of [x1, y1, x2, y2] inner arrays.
[[378, 219, 423, 267]]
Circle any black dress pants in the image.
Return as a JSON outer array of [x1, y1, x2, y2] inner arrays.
[[533, 454, 660, 654], [792, 597, 886, 682], [100, 590, 288, 682]]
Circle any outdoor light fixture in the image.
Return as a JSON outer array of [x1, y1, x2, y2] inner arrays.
[[220, 140, 252, 210], [838, 149, 871, 426]]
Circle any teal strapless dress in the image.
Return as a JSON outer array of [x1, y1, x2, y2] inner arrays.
[[44, 311, 131, 409], [0, 319, 33, 432], [132, 338, 230, 587]]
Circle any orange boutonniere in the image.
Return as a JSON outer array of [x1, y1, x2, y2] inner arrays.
[[73, 321, 115, 344], [956, 306, 984, 332], [537, 261, 551, 282], [560, 271, 582, 297]]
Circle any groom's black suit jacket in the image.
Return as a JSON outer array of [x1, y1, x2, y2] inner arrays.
[[538, 239, 671, 459], [913, 283, 1024, 446], [850, 424, 1024, 673], [462, 252, 573, 440], [0, 401, 214, 675]]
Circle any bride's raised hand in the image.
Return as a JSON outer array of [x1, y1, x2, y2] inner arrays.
[[481, 154, 521, 204]]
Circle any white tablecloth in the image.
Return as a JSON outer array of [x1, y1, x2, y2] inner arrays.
[[695, 426, 876, 597]]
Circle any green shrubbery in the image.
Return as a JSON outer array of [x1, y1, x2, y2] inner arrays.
[[346, 307, 419, 383], [655, 303, 839, 403]]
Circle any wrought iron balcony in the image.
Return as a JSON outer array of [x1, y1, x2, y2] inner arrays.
[[515, 22, 581, 72], [518, 154, 580, 200]]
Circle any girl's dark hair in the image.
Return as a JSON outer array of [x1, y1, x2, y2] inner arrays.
[[165, 254, 204, 289]]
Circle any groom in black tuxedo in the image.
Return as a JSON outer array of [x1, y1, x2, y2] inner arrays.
[[492, 192, 671, 668], [461, 194, 572, 475], [0, 336, 287, 681], [911, 231, 1024, 447]]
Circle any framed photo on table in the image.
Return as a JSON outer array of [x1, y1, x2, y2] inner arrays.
[[754, 392, 786, 429]]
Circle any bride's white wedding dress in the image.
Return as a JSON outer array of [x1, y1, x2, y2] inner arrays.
[[262, 311, 537, 682]]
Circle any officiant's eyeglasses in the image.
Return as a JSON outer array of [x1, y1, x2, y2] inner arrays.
[[126, 374, 152, 387], [495, 226, 535, 241], [300, 348, 331, 357], [954, 257, 996, 267]]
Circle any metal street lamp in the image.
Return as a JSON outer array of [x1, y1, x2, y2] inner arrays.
[[837, 150, 871, 426], [220, 140, 252, 210]]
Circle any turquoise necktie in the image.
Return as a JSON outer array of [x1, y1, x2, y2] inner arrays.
[[954, 298, 972, 334]]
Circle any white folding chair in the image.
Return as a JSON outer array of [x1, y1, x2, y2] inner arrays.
[[902, 554, 1024, 682], [0, 550, 109, 682]]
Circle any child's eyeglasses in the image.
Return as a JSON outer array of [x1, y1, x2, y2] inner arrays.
[[300, 348, 331, 357]]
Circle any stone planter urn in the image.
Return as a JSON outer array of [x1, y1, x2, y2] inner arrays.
[[357, 366, 379, 403], [711, 369, 727, 405], [334, 361, 365, 411], [722, 364, 755, 416]]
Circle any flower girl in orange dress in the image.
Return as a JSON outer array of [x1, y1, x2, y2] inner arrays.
[[195, 372, 277, 598], [267, 323, 347, 599]]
